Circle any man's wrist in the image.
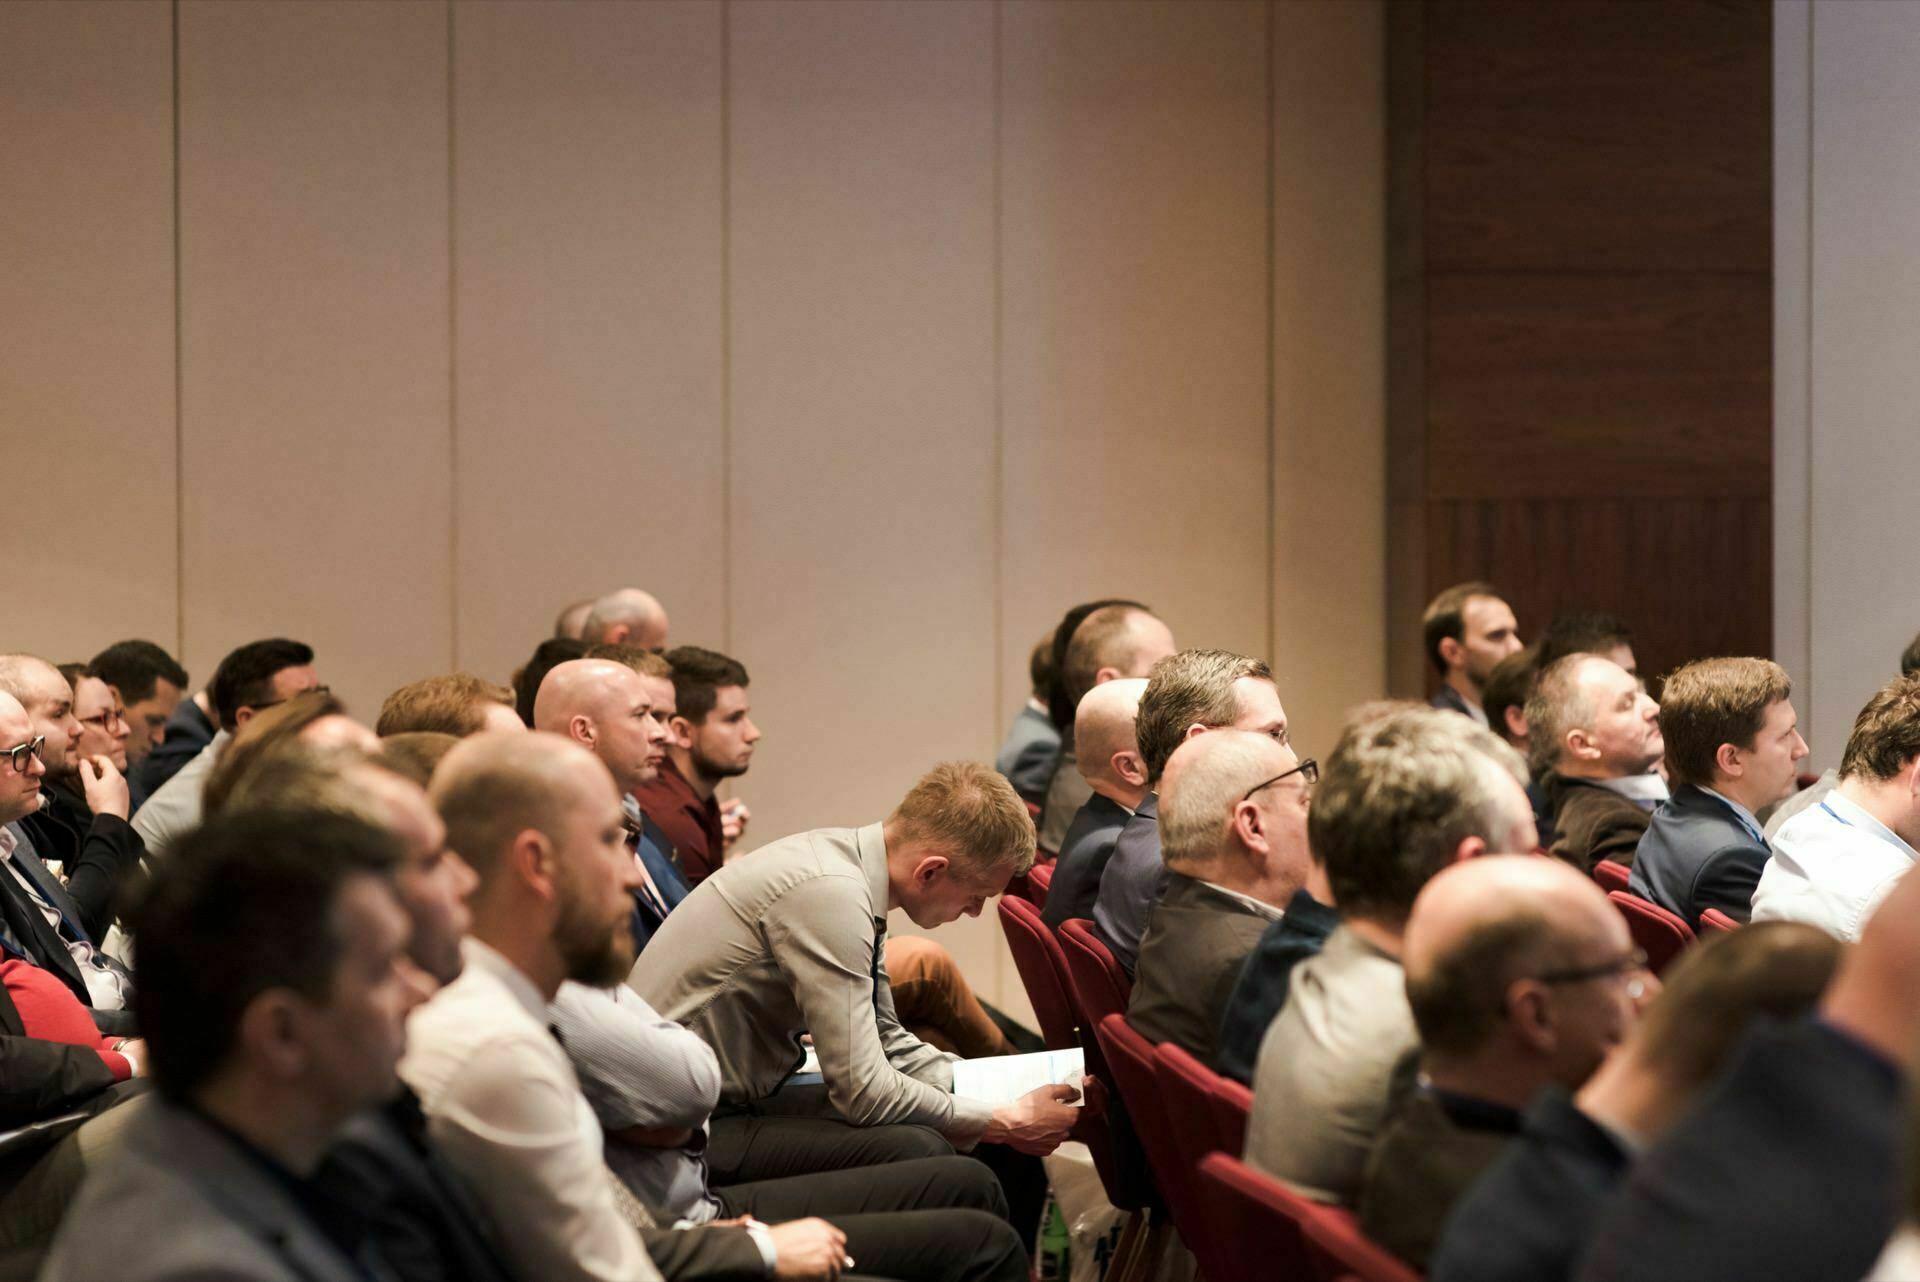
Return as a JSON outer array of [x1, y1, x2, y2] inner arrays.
[[741, 1218, 777, 1277]]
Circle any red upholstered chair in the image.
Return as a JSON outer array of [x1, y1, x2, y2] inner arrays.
[[1024, 860, 1055, 908], [1300, 1203, 1423, 1282], [1592, 859, 1632, 893], [1154, 1042, 1239, 1158], [1194, 1152, 1319, 1282], [1608, 890, 1696, 975], [996, 896, 1079, 1052], [1059, 919, 1132, 1027], [1698, 907, 1742, 935], [1207, 1070, 1253, 1157], [1099, 1016, 1207, 1257]]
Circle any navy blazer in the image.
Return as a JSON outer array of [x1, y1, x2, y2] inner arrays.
[[1212, 889, 1340, 1085], [628, 814, 691, 956], [1429, 1088, 1628, 1282], [1091, 793, 1163, 976], [1627, 784, 1769, 929], [1042, 793, 1130, 929]]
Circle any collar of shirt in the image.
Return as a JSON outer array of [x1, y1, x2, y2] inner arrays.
[[461, 938, 551, 1023], [1419, 1082, 1524, 1135], [853, 821, 891, 932], [0, 825, 16, 863], [1198, 879, 1285, 921], [1594, 772, 1672, 810], [1701, 786, 1767, 844], [1818, 791, 1919, 862]]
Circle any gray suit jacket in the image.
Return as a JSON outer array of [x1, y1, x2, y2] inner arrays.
[[1126, 873, 1276, 1067], [1091, 794, 1163, 976], [995, 705, 1061, 809], [43, 1099, 376, 1282]]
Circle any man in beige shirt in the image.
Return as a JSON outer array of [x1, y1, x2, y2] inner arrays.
[[632, 762, 1081, 1239]]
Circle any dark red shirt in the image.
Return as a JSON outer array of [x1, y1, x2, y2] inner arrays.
[[1, 959, 131, 1080], [633, 756, 726, 886]]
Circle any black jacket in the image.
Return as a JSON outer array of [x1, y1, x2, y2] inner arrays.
[[16, 783, 145, 943], [0, 967, 119, 1131], [1628, 784, 1770, 928], [1212, 889, 1340, 1085], [1042, 793, 1130, 929]]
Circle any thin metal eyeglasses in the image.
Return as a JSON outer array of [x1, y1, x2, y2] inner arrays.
[[2, 737, 45, 775], [1537, 947, 1649, 986], [1243, 758, 1319, 802]]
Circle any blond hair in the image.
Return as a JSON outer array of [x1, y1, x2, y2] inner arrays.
[[888, 762, 1036, 877]]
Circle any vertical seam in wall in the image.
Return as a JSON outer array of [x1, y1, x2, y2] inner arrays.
[[1264, 0, 1277, 667], [992, 0, 1005, 744], [446, 0, 460, 669], [1801, 0, 1816, 732], [172, 0, 185, 662], [720, 0, 734, 653]]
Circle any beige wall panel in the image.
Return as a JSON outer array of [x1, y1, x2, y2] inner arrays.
[[177, 0, 451, 716], [1, 3, 177, 657], [725, 1, 1008, 1011], [1271, 0, 1387, 750], [998, 0, 1272, 724], [452, 1, 725, 685]]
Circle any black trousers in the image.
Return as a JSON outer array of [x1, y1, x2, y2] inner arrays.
[[715, 1156, 1026, 1282]]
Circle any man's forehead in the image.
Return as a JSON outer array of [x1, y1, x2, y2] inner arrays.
[[1464, 596, 1515, 627]]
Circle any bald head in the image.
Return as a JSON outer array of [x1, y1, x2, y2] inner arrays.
[[1075, 678, 1148, 805], [1159, 729, 1293, 863], [532, 659, 668, 795], [430, 731, 611, 888], [555, 598, 595, 640], [0, 654, 78, 779], [1405, 854, 1637, 1089], [582, 588, 669, 649]]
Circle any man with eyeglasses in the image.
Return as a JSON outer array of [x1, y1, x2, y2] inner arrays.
[[133, 638, 319, 860], [0, 656, 145, 946], [1127, 730, 1319, 1070], [1357, 854, 1649, 1270]]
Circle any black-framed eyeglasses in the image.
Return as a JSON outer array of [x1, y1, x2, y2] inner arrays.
[[76, 709, 126, 731], [2, 736, 45, 775], [1537, 948, 1648, 986], [1243, 758, 1318, 803]]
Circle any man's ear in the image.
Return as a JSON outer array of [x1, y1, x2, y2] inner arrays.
[[1507, 981, 1556, 1053], [1182, 722, 1210, 745], [1452, 834, 1489, 864], [1112, 749, 1148, 790], [1504, 706, 1530, 741], [1564, 727, 1598, 763], [570, 715, 597, 748], [912, 853, 951, 888], [668, 714, 695, 751], [237, 990, 310, 1081], [510, 829, 558, 903], [1714, 741, 1745, 779], [1094, 666, 1123, 688], [1438, 636, 1465, 672], [1232, 799, 1268, 852], [606, 622, 633, 646]]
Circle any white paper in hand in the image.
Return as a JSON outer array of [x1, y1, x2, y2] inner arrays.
[[951, 1047, 1086, 1107]]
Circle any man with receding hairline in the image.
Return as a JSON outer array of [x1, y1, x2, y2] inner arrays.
[[1530, 653, 1666, 872], [1043, 679, 1149, 928], [583, 588, 671, 650], [1423, 582, 1524, 726]]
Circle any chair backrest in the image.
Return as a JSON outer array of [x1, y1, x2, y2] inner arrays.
[[1206, 1064, 1254, 1157], [1697, 907, 1742, 935], [1299, 1201, 1423, 1282], [1608, 890, 1696, 975], [996, 896, 1080, 1052], [1154, 1041, 1237, 1158], [1059, 918, 1132, 1027], [1194, 1152, 1320, 1282], [1098, 1015, 1201, 1245], [1025, 859, 1055, 907], [1592, 859, 1632, 893]]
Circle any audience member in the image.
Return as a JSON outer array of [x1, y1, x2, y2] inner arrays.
[[555, 597, 596, 641], [0, 657, 143, 942], [375, 731, 461, 788], [1037, 602, 1174, 853], [514, 636, 589, 726], [1576, 863, 1920, 1282], [1431, 921, 1841, 1282], [582, 587, 671, 650], [1482, 645, 1540, 754], [0, 691, 136, 1032], [632, 646, 759, 885], [1529, 654, 1666, 871], [632, 762, 1080, 1241], [1128, 729, 1314, 1067], [1244, 705, 1535, 1204], [1536, 612, 1638, 677], [994, 634, 1062, 809], [85, 641, 188, 778], [1042, 678, 1148, 928], [59, 666, 130, 773], [1093, 648, 1286, 975], [198, 690, 376, 819], [1766, 630, 1920, 837], [377, 673, 524, 738], [1629, 657, 1807, 928], [1753, 673, 1920, 940], [42, 811, 429, 1282], [1359, 856, 1645, 1268], [132, 638, 320, 859], [1212, 849, 1341, 1086], [1423, 582, 1524, 725], [129, 682, 217, 807]]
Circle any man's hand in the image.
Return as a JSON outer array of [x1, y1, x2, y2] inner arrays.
[[721, 799, 751, 850], [982, 1081, 1081, 1155], [768, 1218, 851, 1280], [76, 755, 129, 821], [113, 1038, 147, 1078]]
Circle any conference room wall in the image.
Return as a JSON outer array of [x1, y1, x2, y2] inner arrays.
[[1774, 0, 1920, 769], [5, 0, 1384, 1016]]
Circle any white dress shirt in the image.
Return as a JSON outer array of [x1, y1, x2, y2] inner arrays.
[[131, 730, 229, 860], [1750, 791, 1917, 942], [401, 939, 665, 1282]]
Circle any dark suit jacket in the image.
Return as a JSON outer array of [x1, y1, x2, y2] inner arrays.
[[1429, 1087, 1627, 1282], [631, 815, 693, 957], [130, 698, 214, 809], [1576, 1020, 1901, 1282], [1430, 686, 1476, 719], [1358, 1087, 1522, 1271], [995, 705, 1061, 809], [0, 968, 117, 1131], [1127, 873, 1276, 1068], [1091, 793, 1162, 976], [1213, 889, 1340, 1085], [1545, 774, 1652, 873], [15, 784, 144, 943], [1042, 793, 1130, 929], [319, 1091, 525, 1282], [1627, 784, 1769, 928]]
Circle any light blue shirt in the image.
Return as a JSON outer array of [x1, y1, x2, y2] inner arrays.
[[1750, 789, 1917, 941]]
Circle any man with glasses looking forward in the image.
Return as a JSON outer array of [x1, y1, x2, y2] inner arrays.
[[1127, 730, 1320, 1070]]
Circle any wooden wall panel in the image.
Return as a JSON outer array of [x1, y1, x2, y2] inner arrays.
[[998, 0, 1272, 718], [0, 3, 177, 657], [451, 1, 725, 685], [177, 0, 451, 715]]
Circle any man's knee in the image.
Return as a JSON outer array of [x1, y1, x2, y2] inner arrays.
[[932, 1156, 1012, 1219], [867, 1123, 953, 1162], [949, 1209, 1030, 1282]]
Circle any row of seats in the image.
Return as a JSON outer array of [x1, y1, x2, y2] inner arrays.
[[1594, 859, 1739, 976]]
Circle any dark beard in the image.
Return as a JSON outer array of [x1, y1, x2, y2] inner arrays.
[[557, 898, 636, 987]]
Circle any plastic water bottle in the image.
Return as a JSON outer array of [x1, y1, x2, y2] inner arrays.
[[1037, 1193, 1071, 1280]]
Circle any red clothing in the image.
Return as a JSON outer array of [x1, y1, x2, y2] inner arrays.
[[632, 757, 725, 886], [0, 958, 132, 1080]]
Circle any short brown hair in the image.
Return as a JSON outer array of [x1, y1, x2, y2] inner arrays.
[[587, 643, 672, 680], [1422, 581, 1505, 675], [1312, 706, 1528, 920], [1135, 650, 1273, 785], [1483, 645, 1540, 751], [1657, 658, 1791, 789], [1838, 674, 1920, 783], [202, 690, 351, 818], [1062, 606, 1159, 713], [665, 646, 750, 725], [888, 762, 1036, 877], [376, 673, 514, 738], [376, 732, 461, 788], [1903, 631, 1920, 678]]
